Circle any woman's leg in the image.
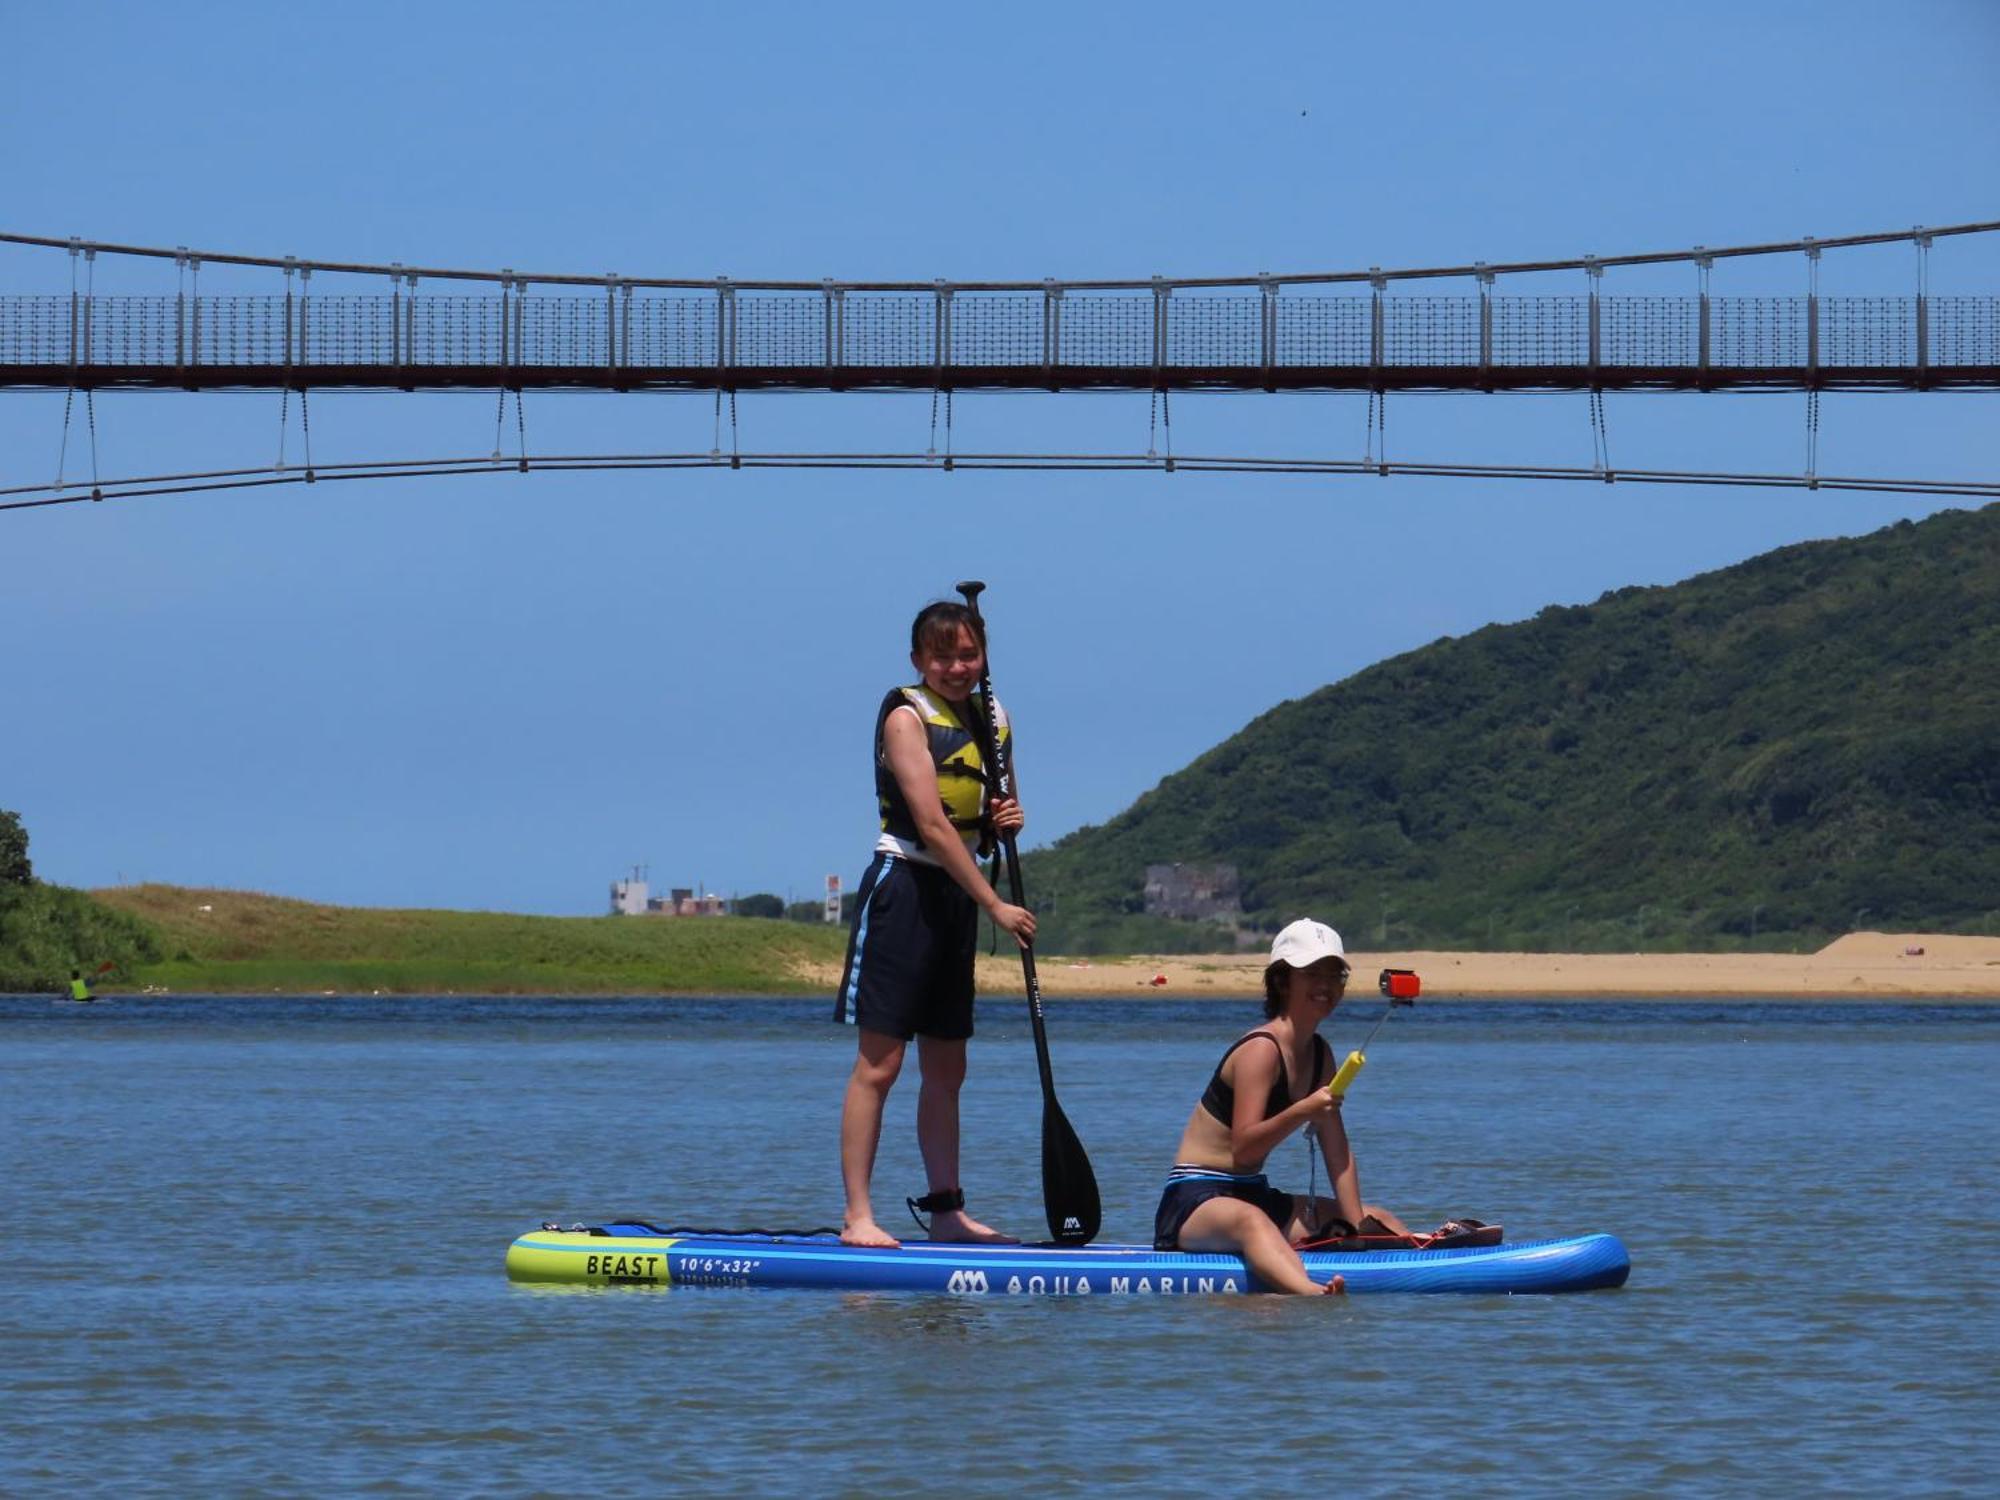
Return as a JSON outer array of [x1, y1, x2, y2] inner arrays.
[[1180, 1196, 1344, 1295], [914, 1034, 1013, 1242], [840, 1028, 906, 1246]]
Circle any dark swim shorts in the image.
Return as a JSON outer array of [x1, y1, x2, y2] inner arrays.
[[832, 851, 978, 1041], [1152, 1169, 1296, 1251]]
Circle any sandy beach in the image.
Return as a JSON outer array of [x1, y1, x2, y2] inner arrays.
[[873, 932, 2000, 1001]]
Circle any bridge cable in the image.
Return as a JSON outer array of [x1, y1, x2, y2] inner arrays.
[[927, 386, 956, 466], [1362, 389, 1388, 474], [1147, 388, 1174, 469], [709, 386, 739, 466], [55, 243, 81, 490], [82, 247, 101, 497]]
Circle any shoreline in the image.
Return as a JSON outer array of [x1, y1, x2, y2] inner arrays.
[[843, 931, 2000, 1002]]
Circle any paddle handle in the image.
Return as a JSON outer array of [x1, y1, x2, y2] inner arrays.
[[1327, 1050, 1366, 1098]]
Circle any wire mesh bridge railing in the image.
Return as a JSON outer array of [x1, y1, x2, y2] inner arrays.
[[2, 288, 1996, 392]]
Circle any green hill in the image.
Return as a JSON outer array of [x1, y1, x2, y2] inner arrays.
[[82, 885, 849, 994], [1024, 506, 2000, 953]]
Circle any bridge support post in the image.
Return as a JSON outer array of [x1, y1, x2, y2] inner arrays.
[[1585, 257, 1601, 380], [621, 281, 633, 380], [298, 266, 312, 370], [1475, 264, 1494, 389], [1369, 270, 1385, 389], [282, 260, 296, 387], [1694, 250, 1712, 389], [1803, 239, 1819, 383], [934, 280, 954, 388], [604, 275, 619, 382], [823, 280, 844, 386], [498, 271, 513, 376], [174, 248, 187, 380], [715, 278, 735, 394], [1913, 229, 1932, 389], [1042, 280, 1062, 390], [187, 256, 201, 385], [1151, 275, 1170, 391], [1259, 275, 1278, 391]]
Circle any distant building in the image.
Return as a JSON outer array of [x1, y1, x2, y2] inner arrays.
[[1144, 863, 1242, 923], [613, 872, 727, 917], [642, 886, 727, 917]]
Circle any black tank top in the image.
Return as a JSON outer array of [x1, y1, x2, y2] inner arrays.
[[1199, 1031, 1331, 1125]]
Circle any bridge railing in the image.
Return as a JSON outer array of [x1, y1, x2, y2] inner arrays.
[[3, 291, 1996, 383]]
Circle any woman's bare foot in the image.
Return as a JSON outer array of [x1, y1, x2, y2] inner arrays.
[[841, 1217, 900, 1248], [927, 1208, 1017, 1244], [1321, 1274, 1347, 1295]]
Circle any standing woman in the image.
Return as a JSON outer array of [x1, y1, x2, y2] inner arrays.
[[1153, 919, 1411, 1293], [834, 600, 1036, 1248]]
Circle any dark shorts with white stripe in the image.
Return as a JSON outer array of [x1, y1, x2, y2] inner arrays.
[[833, 851, 978, 1041], [1153, 1173, 1296, 1251]]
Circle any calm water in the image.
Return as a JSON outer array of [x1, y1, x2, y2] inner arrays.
[[3, 995, 1995, 1494]]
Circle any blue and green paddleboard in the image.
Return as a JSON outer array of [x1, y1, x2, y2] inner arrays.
[[506, 1222, 1630, 1296]]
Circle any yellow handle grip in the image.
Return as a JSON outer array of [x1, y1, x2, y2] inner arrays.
[[1327, 1049, 1366, 1098]]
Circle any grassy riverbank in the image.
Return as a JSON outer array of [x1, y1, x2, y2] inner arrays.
[[90, 885, 849, 995]]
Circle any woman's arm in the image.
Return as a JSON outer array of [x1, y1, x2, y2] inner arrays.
[[1311, 1107, 1365, 1232], [1223, 1039, 1345, 1171], [882, 708, 1034, 944]]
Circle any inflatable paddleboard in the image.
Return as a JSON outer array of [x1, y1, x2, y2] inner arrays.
[[506, 1222, 1629, 1295]]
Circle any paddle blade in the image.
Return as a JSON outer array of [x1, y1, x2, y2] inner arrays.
[[1041, 1096, 1101, 1245]]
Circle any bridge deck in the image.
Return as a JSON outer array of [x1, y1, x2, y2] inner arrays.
[[2, 361, 1994, 393]]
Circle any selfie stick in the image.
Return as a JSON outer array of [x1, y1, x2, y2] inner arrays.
[[1326, 968, 1420, 1098]]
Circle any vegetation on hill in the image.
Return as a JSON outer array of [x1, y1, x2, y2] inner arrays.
[[85, 885, 849, 994], [0, 809, 162, 990], [1024, 506, 2000, 953]]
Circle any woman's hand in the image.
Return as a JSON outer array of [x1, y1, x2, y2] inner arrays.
[[989, 796, 1025, 836], [1295, 1086, 1345, 1124], [990, 901, 1037, 947]]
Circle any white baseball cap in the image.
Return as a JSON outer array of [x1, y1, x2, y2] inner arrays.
[[1270, 918, 1348, 970]]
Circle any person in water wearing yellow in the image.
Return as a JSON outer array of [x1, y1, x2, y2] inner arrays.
[[68, 968, 94, 1002], [834, 600, 1035, 1248], [1155, 919, 1412, 1294]]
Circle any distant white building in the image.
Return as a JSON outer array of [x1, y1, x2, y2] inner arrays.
[[611, 878, 649, 916]]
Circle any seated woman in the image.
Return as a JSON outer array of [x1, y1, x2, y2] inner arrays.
[[1154, 918, 1410, 1295]]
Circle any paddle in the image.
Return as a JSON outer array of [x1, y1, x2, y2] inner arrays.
[[954, 579, 1102, 1246]]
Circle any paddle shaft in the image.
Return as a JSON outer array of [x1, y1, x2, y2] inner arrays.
[[954, 580, 1100, 1243]]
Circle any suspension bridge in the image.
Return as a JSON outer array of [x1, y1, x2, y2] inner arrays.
[[3, 221, 1996, 510]]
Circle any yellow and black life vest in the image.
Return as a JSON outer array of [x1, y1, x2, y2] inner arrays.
[[875, 685, 1009, 850]]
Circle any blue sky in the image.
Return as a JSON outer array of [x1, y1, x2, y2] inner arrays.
[[4, 1, 1996, 913]]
